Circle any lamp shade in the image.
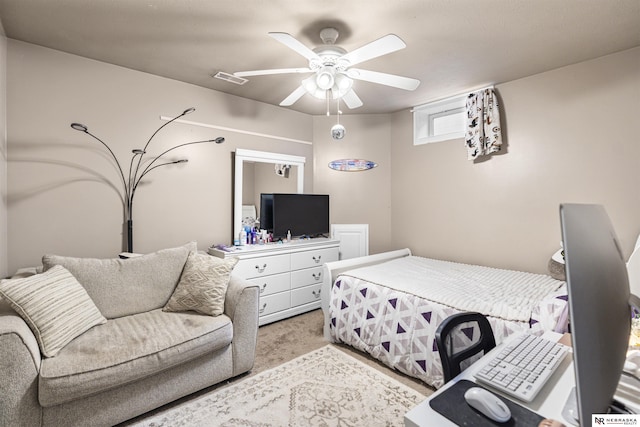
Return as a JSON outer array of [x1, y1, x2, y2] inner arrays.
[[71, 123, 88, 132], [302, 76, 327, 100], [333, 73, 353, 98], [316, 66, 335, 90], [302, 71, 354, 101]]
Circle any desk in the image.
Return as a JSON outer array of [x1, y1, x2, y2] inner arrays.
[[405, 332, 640, 426]]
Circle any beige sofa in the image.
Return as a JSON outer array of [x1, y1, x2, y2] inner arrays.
[[0, 243, 260, 427]]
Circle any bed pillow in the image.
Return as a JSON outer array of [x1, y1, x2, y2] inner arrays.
[[0, 265, 107, 357], [548, 248, 566, 281], [164, 252, 238, 316]]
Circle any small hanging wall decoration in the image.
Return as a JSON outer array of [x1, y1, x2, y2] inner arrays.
[[329, 97, 345, 140], [328, 159, 378, 172]]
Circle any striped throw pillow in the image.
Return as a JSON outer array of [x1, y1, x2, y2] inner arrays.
[[0, 265, 107, 357]]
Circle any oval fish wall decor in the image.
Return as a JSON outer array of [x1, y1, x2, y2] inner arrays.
[[328, 159, 378, 172]]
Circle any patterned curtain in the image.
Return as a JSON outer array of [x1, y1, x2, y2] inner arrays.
[[465, 88, 503, 160]]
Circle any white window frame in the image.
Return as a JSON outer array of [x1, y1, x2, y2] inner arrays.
[[413, 94, 467, 145]]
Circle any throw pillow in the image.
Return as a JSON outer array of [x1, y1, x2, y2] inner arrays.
[[42, 241, 197, 319], [0, 265, 107, 357], [164, 252, 238, 316]]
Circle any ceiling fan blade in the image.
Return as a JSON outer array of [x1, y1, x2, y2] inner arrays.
[[348, 68, 420, 91], [268, 32, 321, 61], [234, 68, 312, 77], [340, 34, 406, 66], [340, 90, 363, 109], [280, 85, 307, 106]]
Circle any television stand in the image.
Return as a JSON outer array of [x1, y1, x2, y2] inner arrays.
[[208, 238, 340, 325]]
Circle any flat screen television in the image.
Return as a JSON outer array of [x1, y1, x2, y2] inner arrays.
[[260, 193, 329, 239], [259, 193, 274, 231]]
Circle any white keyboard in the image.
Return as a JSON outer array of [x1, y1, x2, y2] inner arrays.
[[474, 333, 569, 402]]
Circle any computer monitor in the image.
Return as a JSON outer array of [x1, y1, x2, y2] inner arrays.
[[559, 203, 632, 425]]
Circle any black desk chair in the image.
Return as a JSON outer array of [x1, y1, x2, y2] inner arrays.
[[435, 312, 497, 383]]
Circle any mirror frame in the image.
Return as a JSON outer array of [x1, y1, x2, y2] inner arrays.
[[234, 148, 306, 241]]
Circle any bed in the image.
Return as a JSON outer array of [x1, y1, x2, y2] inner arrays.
[[320, 249, 569, 389]]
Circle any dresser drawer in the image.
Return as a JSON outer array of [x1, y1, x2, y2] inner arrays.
[[290, 247, 338, 270], [291, 284, 322, 307], [291, 266, 324, 289], [234, 254, 290, 279], [259, 292, 290, 317], [248, 272, 290, 297]]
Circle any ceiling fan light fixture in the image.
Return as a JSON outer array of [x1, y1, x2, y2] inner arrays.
[[302, 76, 327, 99], [316, 66, 335, 90], [302, 76, 317, 92], [316, 74, 333, 89], [334, 73, 353, 91], [234, 28, 419, 110]]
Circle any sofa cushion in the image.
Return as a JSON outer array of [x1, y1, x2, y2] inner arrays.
[[42, 242, 196, 319], [0, 265, 107, 357], [38, 308, 232, 407], [164, 252, 238, 316]]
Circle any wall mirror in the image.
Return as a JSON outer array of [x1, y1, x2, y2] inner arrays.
[[234, 149, 305, 240]]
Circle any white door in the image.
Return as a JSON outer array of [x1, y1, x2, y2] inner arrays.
[[330, 224, 369, 260]]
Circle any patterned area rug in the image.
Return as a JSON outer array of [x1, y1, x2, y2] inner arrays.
[[130, 345, 426, 426]]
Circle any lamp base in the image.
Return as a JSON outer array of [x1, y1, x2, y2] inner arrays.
[[127, 219, 133, 253]]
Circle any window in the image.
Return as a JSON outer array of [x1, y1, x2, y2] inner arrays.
[[413, 95, 466, 145]]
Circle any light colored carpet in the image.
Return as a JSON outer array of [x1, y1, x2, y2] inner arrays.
[[253, 309, 433, 396], [120, 309, 434, 426], [128, 345, 426, 426]]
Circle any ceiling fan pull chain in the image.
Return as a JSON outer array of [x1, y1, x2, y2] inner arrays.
[[326, 93, 331, 117]]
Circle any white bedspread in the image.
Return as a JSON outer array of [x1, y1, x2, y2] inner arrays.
[[339, 256, 564, 322]]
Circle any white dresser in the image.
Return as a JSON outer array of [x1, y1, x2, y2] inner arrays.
[[208, 238, 340, 325]]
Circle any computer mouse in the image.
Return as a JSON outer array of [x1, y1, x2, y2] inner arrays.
[[464, 387, 512, 423]]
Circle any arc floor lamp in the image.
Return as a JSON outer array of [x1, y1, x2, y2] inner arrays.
[[71, 107, 224, 253]]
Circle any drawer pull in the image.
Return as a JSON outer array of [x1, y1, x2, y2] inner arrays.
[[259, 283, 267, 294], [312, 255, 322, 264], [259, 302, 267, 314], [312, 289, 322, 299], [255, 264, 267, 273], [312, 272, 322, 281]]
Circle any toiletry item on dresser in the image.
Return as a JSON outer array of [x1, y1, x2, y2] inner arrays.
[[239, 228, 247, 246]]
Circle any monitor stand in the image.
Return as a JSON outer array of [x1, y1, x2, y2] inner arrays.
[[561, 387, 580, 426], [562, 385, 634, 426]]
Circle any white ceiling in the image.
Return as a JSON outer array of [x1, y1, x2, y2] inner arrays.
[[0, 0, 638, 115]]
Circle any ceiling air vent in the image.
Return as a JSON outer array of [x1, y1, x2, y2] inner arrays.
[[213, 71, 248, 85]]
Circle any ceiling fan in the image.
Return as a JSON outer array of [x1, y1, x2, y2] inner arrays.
[[233, 28, 421, 109]]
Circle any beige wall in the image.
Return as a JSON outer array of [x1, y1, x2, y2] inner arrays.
[[6, 39, 639, 276], [6, 40, 313, 273], [313, 114, 392, 255], [390, 47, 640, 273], [0, 25, 6, 278]]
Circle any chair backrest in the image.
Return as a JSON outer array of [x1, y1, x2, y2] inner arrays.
[[435, 312, 496, 383]]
